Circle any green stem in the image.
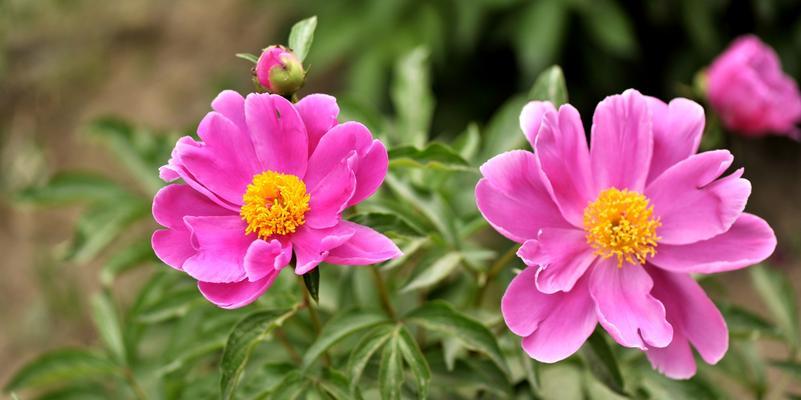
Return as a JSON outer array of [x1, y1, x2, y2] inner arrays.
[[275, 328, 302, 364], [123, 367, 148, 400], [370, 268, 397, 320]]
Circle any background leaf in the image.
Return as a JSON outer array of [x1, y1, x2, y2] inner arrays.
[[288, 16, 318, 62]]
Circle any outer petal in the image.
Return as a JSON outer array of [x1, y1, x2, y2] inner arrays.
[[182, 216, 250, 283], [244, 93, 309, 176], [519, 101, 557, 147], [325, 221, 402, 265], [347, 140, 388, 207], [646, 97, 705, 182], [304, 122, 373, 192], [534, 105, 594, 227], [589, 260, 673, 350], [306, 154, 357, 229], [648, 266, 728, 366], [151, 230, 194, 270], [645, 332, 696, 379], [210, 90, 249, 143], [590, 89, 653, 193], [650, 213, 776, 274], [296, 94, 340, 156], [646, 150, 750, 245], [502, 266, 560, 337], [244, 239, 292, 282], [198, 271, 282, 309], [291, 223, 355, 275], [526, 228, 596, 294], [476, 150, 571, 242]]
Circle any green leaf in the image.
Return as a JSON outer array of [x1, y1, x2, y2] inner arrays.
[[4, 349, 116, 391], [346, 323, 395, 393], [317, 369, 359, 400], [220, 306, 300, 400], [134, 286, 202, 324], [66, 198, 149, 263], [405, 301, 508, 374], [529, 65, 568, 105], [16, 172, 128, 205], [90, 293, 127, 364], [574, 0, 636, 57], [235, 53, 259, 64], [348, 212, 425, 237], [397, 325, 431, 398], [401, 251, 463, 292], [452, 123, 481, 162], [513, 0, 568, 79], [269, 370, 307, 400], [303, 309, 389, 368], [100, 242, 155, 287], [770, 360, 801, 378], [718, 303, 780, 340], [288, 16, 317, 63], [479, 95, 528, 160], [303, 268, 320, 303], [379, 331, 403, 400], [750, 265, 800, 349], [388, 142, 473, 172], [581, 330, 626, 396], [391, 47, 434, 147]]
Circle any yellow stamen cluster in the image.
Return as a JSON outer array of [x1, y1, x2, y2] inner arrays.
[[583, 188, 661, 267], [240, 171, 310, 239]]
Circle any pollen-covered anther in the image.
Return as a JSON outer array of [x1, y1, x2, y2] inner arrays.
[[240, 171, 310, 239], [583, 188, 661, 267]]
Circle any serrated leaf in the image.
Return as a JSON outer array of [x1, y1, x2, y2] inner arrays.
[[4, 349, 116, 391], [16, 172, 128, 205], [288, 16, 317, 63], [397, 325, 431, 398], [529, 65, 568, 105], [391, 47, 434, 147], [235, 53, 259, 64], [90, 293, 126, 364], [220, 306, 300, 400], [379, 331, 403, 400], [750, 265, 800, 349], [405, 301, 508, 374], [581, 330, 626, 396], [402, 252, 462, 292], [347, 323, 395, 393], [348, 212, 425, 237], [66, 198, 149, 263], [303, 309, 389, 368], [388, 142, 473, 172], [302, 268, 320, 303]]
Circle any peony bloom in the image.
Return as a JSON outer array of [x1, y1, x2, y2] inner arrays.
[[255, 45, 306, 96], [707, 35, 801, 138], [476, 89, 776, 379], [153, 90, 401, 309]]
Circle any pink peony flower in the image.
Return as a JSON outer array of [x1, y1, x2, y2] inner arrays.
[[707, 35, 801, 138], [255, 45, 305, 96], [476, 89, 776, 379], [153, 90, 401, 309]]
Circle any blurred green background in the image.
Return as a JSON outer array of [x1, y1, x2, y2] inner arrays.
[[1, 0, 801, 390]]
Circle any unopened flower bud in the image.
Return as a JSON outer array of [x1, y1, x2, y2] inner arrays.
[[254, 45, 305, 97]]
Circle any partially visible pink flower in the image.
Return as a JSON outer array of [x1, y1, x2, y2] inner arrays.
[[255, 45, 305, 96], [477, 89, 776, 379], [707, 35, 801, 138], [153, 90, 401, 309]]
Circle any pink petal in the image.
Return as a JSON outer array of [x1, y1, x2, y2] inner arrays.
[[645, 97, 705, 182], [519, 101, 557, 147], [534, 104, 594, 227], [646, 150, 750, 245], [305, 153, 357, 229], [182, 216, 250, 283], [197, 111, 261, 179], [501, 266, 559, 337], [521, 276, 597, 363], [210, 90, 248, 141], [347, 140, 388, 207], [649, 266, 728, 367], [651, 213, 776, 274], [325, 221, 402, 265], [476, 150, 570, 242], [152, 184, 233, 229], [304, 121, 374, 192], [296, 94, 340, 156], [291, 223, 355, 275], [589, 260, 673, 350], [244, 239, 292, 282], [244, 93, 309, 176], [645, 331, 697, 379], [151, 229, 194, 270], [198, 271, 282, 309], [524, 228, 596, 294], [590, 89, 653, 193]]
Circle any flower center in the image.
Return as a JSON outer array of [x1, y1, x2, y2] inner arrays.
[[583, 188, 661, 267], [240, 171, 310, 239]]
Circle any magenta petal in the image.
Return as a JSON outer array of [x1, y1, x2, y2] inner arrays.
[[291, 223, 355, 275], [305, 154, 357, 229], [197, 111, 261, 179], [152, 184, 233, 229], [244, 93, 309, 176], [534, 105, 594, 227], [529, 228, 596, 294], [210, 90, 248, 139], [517, 275, 597, 363], [501, 267, 558, 337], [182, 216, 250, 283], [244, 239, 292, 282], [296, 94, 340, 156], [325, 221, 402, 265], [646, 150, 750, 245], [646, 332, 697, 379], [152, 230, 194, 270], [198, 272, 281, 309], [590, 89, 653, 193], [646, 97, 705, 182], [519, 100, 557, 147], [651, 213, 776, 274], [304, 121, 374, 191], [348, 140, 388, 207], [589, 260, 673, 350]]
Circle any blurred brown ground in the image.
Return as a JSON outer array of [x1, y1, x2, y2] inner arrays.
[[0, 0, 799, 394]]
